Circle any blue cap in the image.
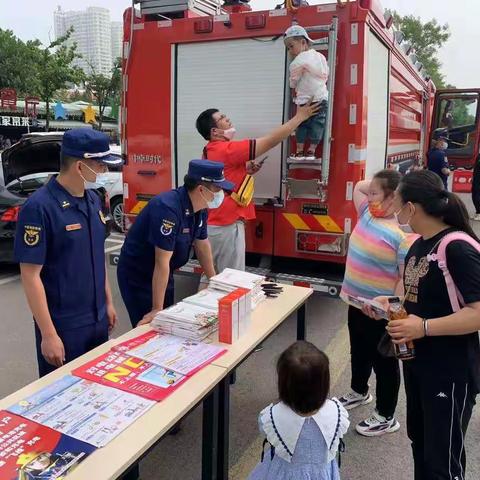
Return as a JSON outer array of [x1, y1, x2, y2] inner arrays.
[[61, 128, 123, 166], [187, 159, 235, 191]]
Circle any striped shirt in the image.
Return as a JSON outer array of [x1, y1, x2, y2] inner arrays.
[[340, 201, 412, 302]]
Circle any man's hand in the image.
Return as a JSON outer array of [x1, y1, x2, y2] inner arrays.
[[296, 100, 321, 122], [106, 302, 118, 332], [41, 333, 65, 367], [138, 309, 160, 327], [246, 160, 262, 175], [387, 314, 424, 344]]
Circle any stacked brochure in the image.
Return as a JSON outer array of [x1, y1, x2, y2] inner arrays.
[[183, 288, 229, 311], [123, 332, 226, 376], [152, 302, 218, 341], [209, 268, 265, 309]]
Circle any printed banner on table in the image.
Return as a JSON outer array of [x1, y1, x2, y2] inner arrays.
[[72, 350, 186, 401], [8, 375, 154, 447], [0, 410, 95, 480], [117, 332, 226, 376]]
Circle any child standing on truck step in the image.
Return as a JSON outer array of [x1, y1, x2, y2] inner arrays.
[[248, 341, 349, 480], [284, 25, 329, 162]]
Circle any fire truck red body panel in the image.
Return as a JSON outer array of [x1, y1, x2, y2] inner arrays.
[[121, 0, 437, 269]]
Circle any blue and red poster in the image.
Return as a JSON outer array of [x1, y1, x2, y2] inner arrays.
[[0, 410, 95, 479]]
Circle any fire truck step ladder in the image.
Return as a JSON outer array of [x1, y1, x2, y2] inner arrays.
[[284, 18, 338, 201]]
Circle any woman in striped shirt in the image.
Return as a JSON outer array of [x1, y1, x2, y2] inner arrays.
[[339, 169, 412, 437]]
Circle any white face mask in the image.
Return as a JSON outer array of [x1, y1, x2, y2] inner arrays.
[[222, 127, 236, 141], [394, 205, 413, 233], [202, 187, 224, 209], [80, 161, 108, 189]]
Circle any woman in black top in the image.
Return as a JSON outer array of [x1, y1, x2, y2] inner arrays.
[[384, 170, 480, 479]]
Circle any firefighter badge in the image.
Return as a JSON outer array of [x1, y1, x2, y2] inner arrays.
[[99, 210, 107, 224], [160, 219, 175, 236], [23, 225, 42, 246]]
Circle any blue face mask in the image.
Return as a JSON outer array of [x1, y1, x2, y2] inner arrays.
[[80, 162, 108, 189]]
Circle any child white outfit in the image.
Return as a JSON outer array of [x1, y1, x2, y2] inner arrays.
[[248, 398, 349, 480], [290, 49, 329, 105], [289, 49, 329, 159]]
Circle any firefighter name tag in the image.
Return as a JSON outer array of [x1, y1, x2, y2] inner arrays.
[[65, 223, 82, 231]]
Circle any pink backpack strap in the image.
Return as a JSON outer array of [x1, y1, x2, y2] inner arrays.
[[434, 232, 480, 312]]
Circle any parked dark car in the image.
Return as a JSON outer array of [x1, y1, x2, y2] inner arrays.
[[0, 134, 112, 263]]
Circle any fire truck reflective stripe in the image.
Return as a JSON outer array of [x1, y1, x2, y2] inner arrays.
[[314, 215, 343, 233], [348, 144, 367, 162], [387, 143, 420, 154], [350, 64, 358, 85], [283, 213, 311, 231], [130, 200, 148, 214], [349, 104, 357, 124], [351, 23, 359, 45], [282, 213, 343, 233]]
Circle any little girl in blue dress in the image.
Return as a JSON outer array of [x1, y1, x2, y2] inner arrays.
[[248, 341, 349, 480]]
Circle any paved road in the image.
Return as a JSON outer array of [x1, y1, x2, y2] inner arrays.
[[1, 224, 480, 479]]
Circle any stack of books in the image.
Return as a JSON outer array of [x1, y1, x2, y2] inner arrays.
[[152, 302, 218, 341], [209, 268, 265, 309]]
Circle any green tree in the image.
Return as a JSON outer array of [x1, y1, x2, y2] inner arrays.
[[388, 12, 450, 88], [0, 29, 41, 96], [85, 58, 122, 130], [36, 27, 84, 131]]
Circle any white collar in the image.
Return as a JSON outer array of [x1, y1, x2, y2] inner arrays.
[[259, 398, 349, 463]]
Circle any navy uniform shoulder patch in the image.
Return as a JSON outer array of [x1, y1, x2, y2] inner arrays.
[[160, 219, 175, 236], [23, 225, 42, 247]]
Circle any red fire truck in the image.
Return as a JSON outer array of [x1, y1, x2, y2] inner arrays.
[[119, 0, 480, 294]]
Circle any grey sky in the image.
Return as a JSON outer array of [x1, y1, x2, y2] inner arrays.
[[0, 0, 477, 88]]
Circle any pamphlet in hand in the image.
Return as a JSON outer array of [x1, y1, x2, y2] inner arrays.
[[72, 349, 186, 401], [346, 295, 389, 320], [8, 375, 155, 447], [0, 411, 96, 480]]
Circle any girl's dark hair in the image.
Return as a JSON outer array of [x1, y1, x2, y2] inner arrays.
[[373, 169, 401, 197], [277, 341, 330, 414], [398, 170, 479, 240]]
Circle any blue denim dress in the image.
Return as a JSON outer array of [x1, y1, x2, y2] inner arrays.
[[248, 399, 348, 480]]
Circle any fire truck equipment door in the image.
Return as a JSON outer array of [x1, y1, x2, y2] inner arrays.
[[365, 31, 389, 177], [174, 37, 287, 200]]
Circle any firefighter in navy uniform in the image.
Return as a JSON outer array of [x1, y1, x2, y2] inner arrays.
[[117, 159, 233, 327], [14, 129, 123, 377]]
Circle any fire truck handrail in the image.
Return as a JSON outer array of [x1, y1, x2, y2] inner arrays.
[[321, 16, 339, 185]]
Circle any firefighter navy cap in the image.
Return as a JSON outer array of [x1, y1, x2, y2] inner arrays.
[[187, 159, 235, 191], [284, 25, 314, 43], [61, 128, 124, 166]]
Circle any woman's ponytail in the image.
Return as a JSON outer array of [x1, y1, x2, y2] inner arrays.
[[442, 190, 479, 241], [398, 170, 479, 241]]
